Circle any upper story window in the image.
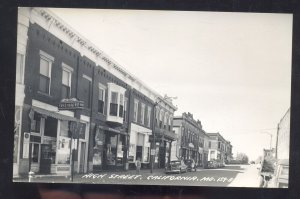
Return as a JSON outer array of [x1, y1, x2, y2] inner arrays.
[[155, 107, 159, 126], [168, 116, 172, 131], [98, 83, 106, 114], [83, 75, 92, 108], [209, 141, 211, 148], [159, 110, 164, 128], [146, 106, 151, 128], [141, 103, 145, 125], [61, 63, 73, 99], [110, 91, 118, 116], [16, 53, 24, 84], [164, 113, 168, 129], [106, 83, 126, 123], [39, 50, 54, 95], [133, 100, 139, 122], [124, 98, 128, 122], [119, 94, 124, 117]]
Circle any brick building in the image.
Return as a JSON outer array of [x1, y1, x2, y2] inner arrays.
[[207, 132, 228, 164], [172, 112, 205, 166], [13, 8, 176, 176]]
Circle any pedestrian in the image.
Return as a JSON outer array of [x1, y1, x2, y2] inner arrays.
[[135, 158, 141, 174]]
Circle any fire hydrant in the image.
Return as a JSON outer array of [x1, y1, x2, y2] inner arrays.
[[28, 171, 35, 182]]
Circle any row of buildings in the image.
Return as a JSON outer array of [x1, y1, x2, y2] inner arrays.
[[13, 8, 232, 177]]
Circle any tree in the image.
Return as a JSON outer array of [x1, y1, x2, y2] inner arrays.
[[236, 153, 249, 164]]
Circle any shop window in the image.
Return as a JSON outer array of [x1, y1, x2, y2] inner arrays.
[[44, 117, 57, 137], [16, 53, 24, 84], [98, 85, 105, 114], [110, 92, 118, 116], [57, 121, 71, 164], [31, 143, 40, 163], [133, 100, 139, 122], [61, 63, 73, 99], [39, 50, 54, 95], [136, 146, 143, 161], [144, 147, 150, 162], [140, 103, 145, 125], [31, 113, 41, 133]]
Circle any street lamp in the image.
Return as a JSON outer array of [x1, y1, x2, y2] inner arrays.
[[261, 131, 273, 150], [150, 95, 177, 173]]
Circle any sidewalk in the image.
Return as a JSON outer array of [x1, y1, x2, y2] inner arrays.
[[228, 164, 262, 187], [13, 168, 166, 183]]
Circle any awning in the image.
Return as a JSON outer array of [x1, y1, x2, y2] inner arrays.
[[98, 125, 127, 135], [32, 106, 78, 122]]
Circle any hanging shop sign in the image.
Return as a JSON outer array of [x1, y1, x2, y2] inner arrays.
[[58, 98, 84, 110]]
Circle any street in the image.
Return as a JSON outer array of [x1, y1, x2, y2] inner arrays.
[[15, 164, 261, 187]]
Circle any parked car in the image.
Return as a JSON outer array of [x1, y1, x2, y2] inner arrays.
[[206, 160, 218, 169], [165, 160, 188, 174], [185, 159, 197, 172], [273, 159, 289, 188], [215, 159, 225, 168]]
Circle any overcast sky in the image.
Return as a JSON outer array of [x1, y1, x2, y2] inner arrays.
[[49, 8, 292, 161]]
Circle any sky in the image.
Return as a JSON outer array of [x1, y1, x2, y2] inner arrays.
[[49, 8, 292, 161]]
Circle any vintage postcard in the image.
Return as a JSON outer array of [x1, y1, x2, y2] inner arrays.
[[13, 7, 292, 187]]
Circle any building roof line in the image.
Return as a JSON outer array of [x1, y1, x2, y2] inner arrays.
[[32, 7, 176, 109]]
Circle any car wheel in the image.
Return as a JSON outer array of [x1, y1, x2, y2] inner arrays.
[[179, 169, 182, 174]]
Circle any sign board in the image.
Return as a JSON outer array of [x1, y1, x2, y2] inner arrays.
[[58, 98, 84, 110]]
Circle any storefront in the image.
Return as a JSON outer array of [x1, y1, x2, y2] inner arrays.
[[26, 104, 89, 175], [93, 125, 128, 171], [128, 123, 151, 169]]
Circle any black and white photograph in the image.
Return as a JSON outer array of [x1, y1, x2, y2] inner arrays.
[[13, 7, 292, 188]]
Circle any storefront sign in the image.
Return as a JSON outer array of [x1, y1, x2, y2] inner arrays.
[[58, 98, 84, 110]]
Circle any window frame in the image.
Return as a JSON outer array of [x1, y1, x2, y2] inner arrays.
[[140, 103, 145, 125], [83, 74, 92, 108], [61, 63, 73, 99], [133, 100, 139, 123], [98, 83, 106, 114], [39, 50, 54, 95]]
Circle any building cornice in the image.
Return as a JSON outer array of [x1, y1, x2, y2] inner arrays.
[[28, 7, 174, 106]]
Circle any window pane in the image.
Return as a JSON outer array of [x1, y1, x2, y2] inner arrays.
[[32, 143, 39, 163], [99, 89, 104, 100], [110, 103, 118, 116], [62, 70, 70, 86], [39, 75, 49, 93], [98, 100, 104, 113], [119, 105, 123, 117], [61, 85, 70, 99], [111, 92, 118, 104], [119, 94, 123, 104], [40, 58, 50, 76], [60, 121, 69, 137], [44, 117, 57, 137]]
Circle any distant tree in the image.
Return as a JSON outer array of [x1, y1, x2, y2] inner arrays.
[[236, 153, 249, 164]]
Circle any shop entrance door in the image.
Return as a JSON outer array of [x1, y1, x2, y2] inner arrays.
[[79, 142, 86, 173], [40, 144, 52, 174]]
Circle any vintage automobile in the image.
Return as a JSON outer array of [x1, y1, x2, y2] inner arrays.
[[165, 160, 188, 174], [184, 159, 197, 172], [206, 160, 218, 169], [273, 159, 289, 188]]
